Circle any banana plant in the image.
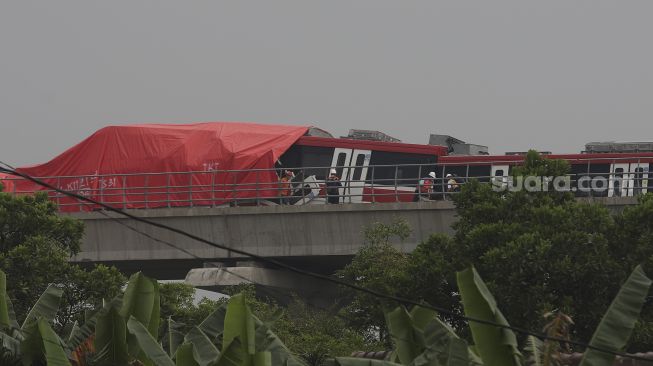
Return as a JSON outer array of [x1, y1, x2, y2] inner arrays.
[[0, 269, 71, 366], [456, 267, 522, 366], [67, 271, 161, 366], [579, 265, 651, 366], [130, 293, 307, 366], [332, 303, 482, 366], [335, 264, 651, 366]]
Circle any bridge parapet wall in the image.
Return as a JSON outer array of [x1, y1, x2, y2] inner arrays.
[[70, 201, 458, 263], [68, 196, 640, 278]]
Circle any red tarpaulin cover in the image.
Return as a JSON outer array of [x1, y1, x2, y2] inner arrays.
[[2, 122, 309, 211]]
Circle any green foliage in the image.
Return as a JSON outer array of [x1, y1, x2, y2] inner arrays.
[[580, 265, 652, 366], [511, 150, 570, 180], [341, 152, 653, 353], [404, 234, 460, 330], [428, 173, 649, 345], [161, 283, 197, 320], [272, 297, 367, 366], [456, 267, 522, 366], [338, 220, 412, 346], [0, 190, 126, 329], [127, 316, 175, 366], [0, 268, 71, 365], [337, 265, 651, 366], [0, 191, 83, 254], [362, 219, 411, 246], [444, 178, 653, 347], [214, 286, 369, 366], [94, 302, 129, 366]]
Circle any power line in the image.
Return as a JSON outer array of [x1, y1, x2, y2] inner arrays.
[[0, 163, 650, 362]]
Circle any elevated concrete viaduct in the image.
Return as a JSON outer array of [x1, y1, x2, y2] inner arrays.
[[69, 201, 459, 279], [66, 196, 640, 303]]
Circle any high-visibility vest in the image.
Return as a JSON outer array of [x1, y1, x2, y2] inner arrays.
[[279, 176, 292, 196], [419, 178, 433, 193]]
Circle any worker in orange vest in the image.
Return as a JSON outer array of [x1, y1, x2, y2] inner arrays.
[[279, 170, 294, 204], [413, 171, 436, 201]]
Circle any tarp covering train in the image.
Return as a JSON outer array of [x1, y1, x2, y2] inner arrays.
[[1, 122, 309, 210]]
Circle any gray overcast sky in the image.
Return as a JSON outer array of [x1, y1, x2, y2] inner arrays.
[[1, 1, 652, 166]]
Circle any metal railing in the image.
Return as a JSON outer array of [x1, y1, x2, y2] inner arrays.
[[1, 158, 650, 212]]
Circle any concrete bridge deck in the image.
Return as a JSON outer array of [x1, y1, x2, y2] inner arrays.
[[68, 196, 640, 279]]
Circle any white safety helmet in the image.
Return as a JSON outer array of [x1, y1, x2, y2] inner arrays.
[[428, 172, 436, 178], [330, 168, 337, 175], [446, 174, 452, 177]]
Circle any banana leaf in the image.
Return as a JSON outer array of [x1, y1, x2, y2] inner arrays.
[[442, 338, 472, 366], [0, 332, 20, 358], [38, 318, 72, 366], [198, 303, 227, 340], [21, 318, 71, 366], [215, 338, 246, 366], [253, 317, 307, 366], [414, 316, 480, 366], [456, 267, 522, 366], [175, 343, 199, 366], [68, 296, 122, 357], [332, 357, 404, 365], [409, 305, 437, 332], [223, 294, 255, 356], [121, 272, 160, 362], [579, 265, 652, 366], [184, 326, 220, 366], [127, 316, 175, 366], [253, 351, 271, 366], [5, 296, 19, 332], [0, 271, 10, 330], [523, 336, 542, 366], [21, 285, 63, 330], [166, 317, 185, 357], [384, 306, 423, 364], [94, 303, 129, 366]]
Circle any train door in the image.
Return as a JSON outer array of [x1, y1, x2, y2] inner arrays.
[[608, 163, 629, 197], [630, 163, 648, 196], [329, 148, 371, 203], [330, 148, 352, 203], [347, 149, 371, 203], [491, 164, 510, 191], [331, 148, 352, 179]]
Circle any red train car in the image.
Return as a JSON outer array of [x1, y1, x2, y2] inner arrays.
[[437, 153, 653, 197]]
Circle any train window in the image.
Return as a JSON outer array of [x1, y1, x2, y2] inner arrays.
[[368, 151, 437, 185], [614, 168, 624, 196], [467, 165, 492, 183], [335, 152, 347, 178], [634, 167, 644, 194], [277, 145, 302, 169], [588, 163, 610, 197], [494, 169, 504, 177], [352, 154, 366, 181], [300, 146, 336, 178], [634, 168, 644, 185]]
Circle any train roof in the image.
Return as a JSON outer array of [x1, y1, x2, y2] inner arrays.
[[439, 152, 653, 165], [296, 136, 448, 156]]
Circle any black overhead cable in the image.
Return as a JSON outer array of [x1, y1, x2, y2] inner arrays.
[[0, 162, 650, 363]]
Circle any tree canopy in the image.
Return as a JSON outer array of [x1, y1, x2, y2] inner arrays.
[[340, 151, 653, 351], [0, 189, 126, 330]]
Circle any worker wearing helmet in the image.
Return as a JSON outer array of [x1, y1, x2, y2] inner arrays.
[[414, 171, 436, 201], [279, 170, 294, 204], [326, 168, 342, 204], [446, 173, 460, 196]]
